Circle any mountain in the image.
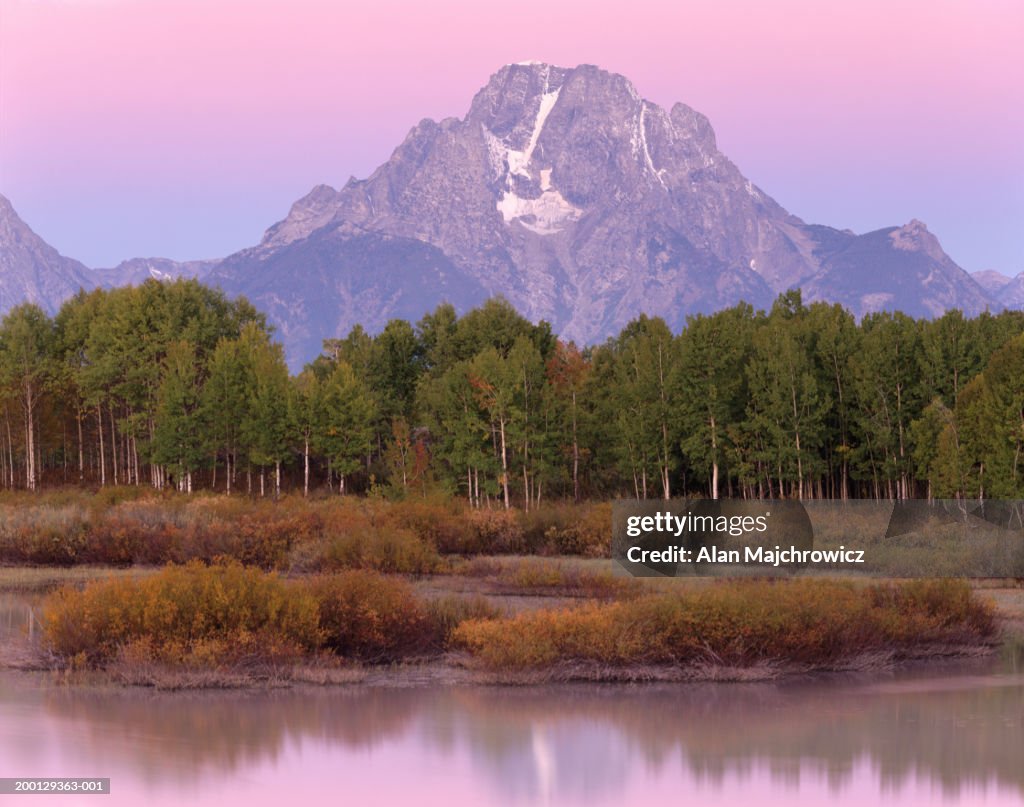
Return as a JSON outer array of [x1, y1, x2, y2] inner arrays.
[[91, 257, 215, 288], [2, 63, 1013, 364], [973, 269, 1024, 307], [0, 194, 93, 316], [0, 194, 215, 317], [972, 270, 1013, 295], [994, 272, 1024, 307], [800, 219, 993, 318], [208, 223, 487, 363], [209, 62, 997, 362]]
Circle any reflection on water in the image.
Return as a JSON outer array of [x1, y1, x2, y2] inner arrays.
[[0, 598, 1022, 805], [0, 593, 43, 642], [0, 671, 1021, 806]]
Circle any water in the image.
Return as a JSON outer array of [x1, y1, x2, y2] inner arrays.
[[1, 596, 1022, 806]]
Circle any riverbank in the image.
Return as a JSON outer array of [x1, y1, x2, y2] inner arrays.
[[2, 563, 1016, 689]]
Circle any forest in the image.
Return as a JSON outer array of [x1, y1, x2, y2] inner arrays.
[[1, 278, 1023, 504]]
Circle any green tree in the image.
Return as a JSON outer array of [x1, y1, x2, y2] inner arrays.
[[151, 340, 207, 493], [319, 361, 375, 494], [546, 341, 591, 502], [955, 335, 1024, 498], [677, 305, 756, 499], [416, 360, 495, 505], [202, 337, 252, 493], [467, 347, 520, 509], [0, 304, 55, 490], [611, 316, 678, 500], [850, 312, 921, 499], [746, 295, 829, 499], [805, 302, 859, 499], [291, 369, 323, 497], [909, 398, 954, 501], [237, 324, 292, 497]]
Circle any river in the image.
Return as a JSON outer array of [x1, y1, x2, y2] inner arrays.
[[1, 594, 1022, 806]]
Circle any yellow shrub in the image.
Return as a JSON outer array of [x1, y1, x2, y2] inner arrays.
[[309, 571, 430, 661], [42, 561, 322, 666], [320, 525, 440, 574], [453, 580, 996, 670]]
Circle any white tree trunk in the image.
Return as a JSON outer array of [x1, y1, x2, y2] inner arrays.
[[304, 438, 310, 497], [499, 416, 510, 510]]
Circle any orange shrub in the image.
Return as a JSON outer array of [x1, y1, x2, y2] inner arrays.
[[383, 500, 477, 554], [466, 508, 525, 553], [554, 503, 612, 557], [309, 571, 429, 661], [453, 579, 996, 670], [42, 561, 322, 667], [1, 495, 617, 568], [515, 503, 613, 556]]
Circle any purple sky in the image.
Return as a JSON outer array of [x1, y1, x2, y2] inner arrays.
[[1, 0, 1021, 274]]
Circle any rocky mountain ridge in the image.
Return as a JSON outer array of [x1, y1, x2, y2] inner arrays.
[[1, 62, 1013, 365], [207, 62, 996, 360]]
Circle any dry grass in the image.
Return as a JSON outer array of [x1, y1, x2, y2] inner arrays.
[[0, 565, 156, 593], [978, 586, 1024, 641], [454, 556, 642, 600]]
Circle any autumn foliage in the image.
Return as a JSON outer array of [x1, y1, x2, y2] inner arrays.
[[453, 579, 997, 671]]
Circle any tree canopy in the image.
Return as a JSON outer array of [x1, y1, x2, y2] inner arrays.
[[2, 280, 1023, 503]]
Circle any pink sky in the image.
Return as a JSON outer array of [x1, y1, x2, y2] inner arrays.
[[1, 0, 1022, 272]]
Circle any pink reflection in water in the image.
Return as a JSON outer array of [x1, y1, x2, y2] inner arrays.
[[1, 660, 1023, 806]]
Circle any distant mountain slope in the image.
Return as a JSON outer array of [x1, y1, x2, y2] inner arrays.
[[972, 270, 1013, 295], [91, 257, 215, 288], [801, 220, 993, 317], [207, 224, 488, 365], [993, 272, 1024, 307], [0, 194, 93, 315], [0, 194, 215, 316]]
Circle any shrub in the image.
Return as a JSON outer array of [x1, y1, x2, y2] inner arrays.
[[453, 579, 997, 670], [384, 500, 477, 554], [466, 509, 525, 554], [554, 503, 612, 557], [515, 503, 613, 556], [0, 504, 89, 565], [309, 571, 430, 661], [320, 525, 440, 574], [518, 507, 574, 553], [42, 561, 322, 667], [424, 594, 503, 649], [0, 495, 617, 569]]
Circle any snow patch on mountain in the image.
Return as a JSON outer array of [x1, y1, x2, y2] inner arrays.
[[506, 88, 560, 179], [638, 104, 666, 188], [497, 187, 581, 233]]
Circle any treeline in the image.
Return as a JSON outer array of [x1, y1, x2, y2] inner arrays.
[[1, 280, 1023, 502]]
